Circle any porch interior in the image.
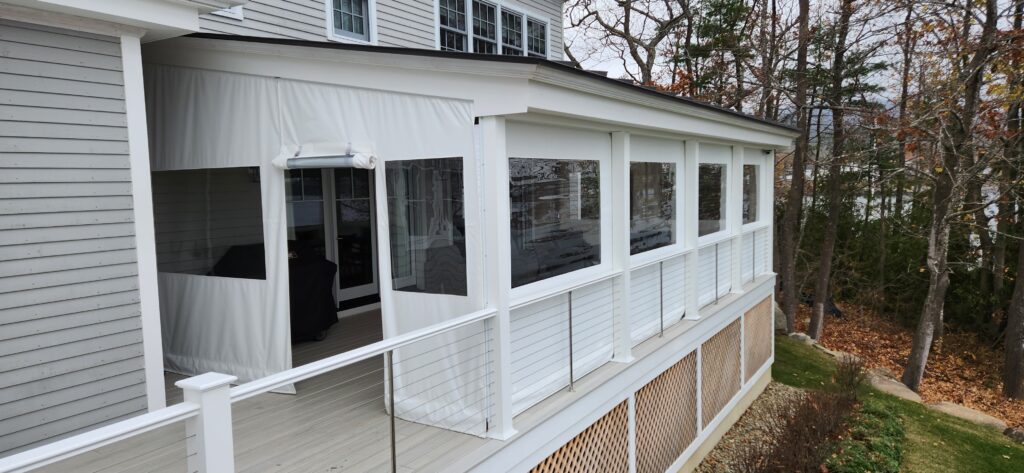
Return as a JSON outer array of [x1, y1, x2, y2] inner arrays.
[[38, 308, 490, 473]]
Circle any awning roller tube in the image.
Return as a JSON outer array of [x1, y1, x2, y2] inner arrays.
[[272, 143, 377, 170]]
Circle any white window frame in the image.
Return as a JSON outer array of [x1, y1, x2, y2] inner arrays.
[[435, 0, 549, 58], [627, 138, 686, 268], [326, 0, 378, 45], [696, 143, 732, 245], [210, 5, 244, 20]]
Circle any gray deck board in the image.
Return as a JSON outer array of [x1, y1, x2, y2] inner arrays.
[[35, 309, 489, 472]]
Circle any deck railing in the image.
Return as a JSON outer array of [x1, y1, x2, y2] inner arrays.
[[0, 308, 497, 473]]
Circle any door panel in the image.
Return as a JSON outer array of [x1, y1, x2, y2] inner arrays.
[[333, 169, 379, 301]]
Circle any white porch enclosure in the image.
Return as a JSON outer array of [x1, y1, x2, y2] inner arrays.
[[0, 35, 796, 473]]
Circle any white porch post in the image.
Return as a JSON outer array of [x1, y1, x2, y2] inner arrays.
[[682, 141, 700, 320], [177, 373, 237, 473], [610, 132, 633, 362], [120, 33, 166, 411], [764, 149, 776, 276], [479, 116, 517, 439], [730, 146, 745, 293]]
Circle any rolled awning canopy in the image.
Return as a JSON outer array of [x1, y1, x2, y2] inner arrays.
[[272, 142, 377, 170]]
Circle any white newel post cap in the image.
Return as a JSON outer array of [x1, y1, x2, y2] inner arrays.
[[176, 373, 237, 392]]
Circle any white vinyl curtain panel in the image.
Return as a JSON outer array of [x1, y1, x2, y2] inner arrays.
[[145, 62, 487, 436]]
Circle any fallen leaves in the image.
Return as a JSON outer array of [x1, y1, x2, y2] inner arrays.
[[796, 303, 1024, 429]]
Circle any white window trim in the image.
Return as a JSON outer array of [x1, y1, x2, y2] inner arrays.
[[210, 5, 244, 21], [435, 0, 550, 58], [696, 145, 732, 245], [325, 0, 378, 45]]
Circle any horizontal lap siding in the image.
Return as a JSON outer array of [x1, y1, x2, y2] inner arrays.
[[377, 0, 434, 48], [0, 20, 146, 455], [200, 0, 327, 41]]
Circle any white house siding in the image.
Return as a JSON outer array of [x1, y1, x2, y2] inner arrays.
[[0, 19, 147, 455], [199, 0, 563, 56]]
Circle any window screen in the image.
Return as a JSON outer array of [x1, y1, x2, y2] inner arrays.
[[742, 165, 759, 224], [630, 162, 676, 254], [509, 158, 601, 287], [439, 0, 468, 51], [385, 158, 467, 296], [698, 164, 726, 236], [153, 167, 266, 279], [472, 1, 497, 54], [333, 0, 369, 41]]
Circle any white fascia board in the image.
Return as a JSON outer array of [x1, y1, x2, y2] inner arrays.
[[142, 37, 533, 117], [5, 0, 204, 40]]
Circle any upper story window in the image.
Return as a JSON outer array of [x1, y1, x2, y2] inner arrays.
[[526, 17, 546, 57], [742, 164, 759, 224], [332, 0, 371, 42], [438, 1, 547, 57]]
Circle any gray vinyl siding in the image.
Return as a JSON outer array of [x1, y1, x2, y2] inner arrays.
[[0, 19, 147, 455], [199, 0, 563, 55]]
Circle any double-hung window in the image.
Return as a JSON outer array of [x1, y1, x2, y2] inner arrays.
[[526, 17, 546, 57], [439, 0, 468, 51], [501, 9, 523, 55], [439, 2, 547, 57], [332, 0, 370, 42]]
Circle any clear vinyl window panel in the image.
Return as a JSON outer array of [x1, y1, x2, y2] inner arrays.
[[698, 163, 726, 236], [152, 167, 266, 279], [333, 0, 369, 41], [509, 158, 601, 288], [385, 157, 467, 296], [630, 162, 676, 254], [439, 0, 468, 51], [743, 164, 759, 224]]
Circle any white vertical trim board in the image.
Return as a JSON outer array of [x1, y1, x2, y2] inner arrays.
[[121, 33, 166, 412]]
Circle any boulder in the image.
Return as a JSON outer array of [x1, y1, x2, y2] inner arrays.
[[868, 374, 922, 403], [773, 302, 788, 334], [1004, 427, 1024, 444], [869, 366, 897, 379], [812, 344, 861, 363], [928, 402, 1008, 431], [788, 332, 814, 345]]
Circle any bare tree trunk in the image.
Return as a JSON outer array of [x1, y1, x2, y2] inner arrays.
[[1002, 0, 1024, 399], [808, 0, 852, 341], [894, 3, 914, 221], [779, 0, 811, 333]]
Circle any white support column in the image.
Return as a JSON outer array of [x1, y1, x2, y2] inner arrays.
[[611, 132, 634, 362], [729, 145, 745, 294], [121, 33, 166, 412], [695, 345, 703, 432], [479, 116, 517, 439], [627, 394, 637, 473], [764, 149, 776, 276], [682, 141, 700, 320], [177, 373, 237, 473]]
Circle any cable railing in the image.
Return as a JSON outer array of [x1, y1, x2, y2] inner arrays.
[[0, 308, 497, 473]]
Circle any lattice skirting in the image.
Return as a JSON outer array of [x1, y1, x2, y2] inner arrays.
[[701, 319, 741, 428], [529, 401, 630, 473], [744, 297, 773, 382], [634, 352, 698, 473]]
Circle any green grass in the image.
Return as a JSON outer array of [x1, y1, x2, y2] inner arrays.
[[773, 336, 1024, 473]]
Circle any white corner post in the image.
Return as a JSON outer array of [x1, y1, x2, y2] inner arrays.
[[682, 141, 700, 320], [177, 373, 237, 473], [479, 116, 516, 439], [626, 394, 637, 473], [610, 132, 633, 362], [121, 33, 166, 411], [729, 145, 745, 294], [764, 149, 776, 277]]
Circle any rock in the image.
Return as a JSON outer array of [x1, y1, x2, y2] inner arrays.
[[868, 374, 922, 403], [773, 302, 788, 334], [928, 402, 1008, 431], [812, 343, 860, 363], [788, 332, 814, 345], [869, 366, 897, 379], [1004, 427, 1024, 444]]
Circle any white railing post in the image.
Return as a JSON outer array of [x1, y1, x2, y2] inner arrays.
[[176, 373, 237, 473], [730, 146, 745, 294], [610, 131, 634, 362], [683, 141, 700, 320]]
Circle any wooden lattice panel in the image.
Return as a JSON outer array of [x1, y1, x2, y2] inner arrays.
[[701, 319, 741, 428], [635, 352, 698, 473], [530, 401, 629, 473], [744, 297, 773, 382]]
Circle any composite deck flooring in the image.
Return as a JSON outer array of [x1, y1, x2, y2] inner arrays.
[[37, 309, 489, 472]]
